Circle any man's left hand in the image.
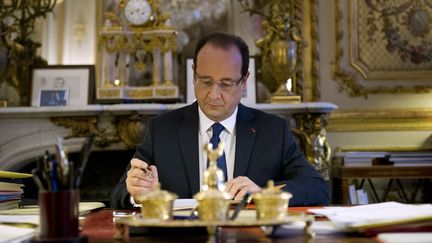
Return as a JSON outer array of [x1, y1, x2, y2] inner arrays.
[[225, 176, 261, 200]]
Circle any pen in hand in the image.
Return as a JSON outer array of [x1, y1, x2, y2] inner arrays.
[[142, 167, 153, 178], [230, 192, 251, 220]]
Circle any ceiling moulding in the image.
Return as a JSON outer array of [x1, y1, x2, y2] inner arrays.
[[327, 108, 432, 132], [333, 0, 432, 98]]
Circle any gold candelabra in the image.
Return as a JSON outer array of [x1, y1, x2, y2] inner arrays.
[[0, 0, 57, 106]]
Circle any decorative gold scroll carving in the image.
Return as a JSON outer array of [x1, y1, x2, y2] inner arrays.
[[292, 113, 331, 180], [50, 113, 150, 148], [99, 33, 176, 54], [50, 117, 119, 147], [116, 112, 149, 148]]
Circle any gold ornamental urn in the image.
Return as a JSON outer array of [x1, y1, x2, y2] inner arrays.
[[137, 183, 178, 221], [253, 180, 292, 221]]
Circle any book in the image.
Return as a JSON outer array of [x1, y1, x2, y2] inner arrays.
[[0, 181, 24, 192], [348, 185, 358, 204]]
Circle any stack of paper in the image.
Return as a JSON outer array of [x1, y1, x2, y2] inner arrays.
[[0, 182, 24, 210], [308, 202, 432, 230], [0, 170, 32, 210]]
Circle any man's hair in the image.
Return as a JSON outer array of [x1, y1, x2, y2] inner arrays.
[[193, 31, 249, 78]]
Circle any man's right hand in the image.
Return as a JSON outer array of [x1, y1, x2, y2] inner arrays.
[[126, 158, 159, 201]]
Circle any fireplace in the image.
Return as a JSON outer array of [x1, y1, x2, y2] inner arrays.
[[18, 150, 134, 207], [0, 103, 339, 206]]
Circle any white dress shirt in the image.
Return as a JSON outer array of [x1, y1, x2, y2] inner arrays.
[[198, 106, 237, 187]]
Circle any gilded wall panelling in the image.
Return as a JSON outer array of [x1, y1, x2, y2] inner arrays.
[[327, 108, 432, 132], [333, 0, 432, 98]]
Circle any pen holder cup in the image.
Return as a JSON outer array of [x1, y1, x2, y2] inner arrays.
[[33, 189, 86, 242]]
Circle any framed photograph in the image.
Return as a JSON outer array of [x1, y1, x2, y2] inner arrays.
[[186, 57, 256, 104], [39, 89, 69, 107], [30, 65, 95, 106]]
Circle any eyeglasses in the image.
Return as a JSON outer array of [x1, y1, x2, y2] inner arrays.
[[194, 74, 243, 92]]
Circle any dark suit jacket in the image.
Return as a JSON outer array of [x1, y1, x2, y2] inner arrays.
[[110, 102, 330, 209]]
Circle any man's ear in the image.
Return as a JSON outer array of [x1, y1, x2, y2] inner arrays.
[[242, 71, 250, 91]]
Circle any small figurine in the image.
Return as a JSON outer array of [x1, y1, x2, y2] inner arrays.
[[202, 142, 225, 192]]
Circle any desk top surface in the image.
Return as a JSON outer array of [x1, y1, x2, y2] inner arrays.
[[80, 208, 375, 243]]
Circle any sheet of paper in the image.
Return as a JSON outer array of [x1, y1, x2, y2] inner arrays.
[[0, 215, 39, 225], [173, 199, 198, 210], [0, 224, 35, 242], [0, 202, 105, 215], [133, 199, 198, 210], [281, 220, 350, 234], [308, 202, 432, 228], [377, 233, 432, 243]]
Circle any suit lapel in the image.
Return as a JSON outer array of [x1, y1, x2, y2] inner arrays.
[[176, 102, 200, 195], [234, 104, 257, 177]]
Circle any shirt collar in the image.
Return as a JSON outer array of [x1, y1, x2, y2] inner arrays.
[[198, 106, 238, 135]]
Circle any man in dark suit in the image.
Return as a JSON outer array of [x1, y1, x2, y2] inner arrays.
[[111, 31, 330, 209]]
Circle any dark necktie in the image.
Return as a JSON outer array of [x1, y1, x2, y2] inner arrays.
[[209, 123, 227, 181]]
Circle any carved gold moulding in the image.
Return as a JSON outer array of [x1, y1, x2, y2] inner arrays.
[[270, 95, 301, 104], [97, 85, 179, 100]]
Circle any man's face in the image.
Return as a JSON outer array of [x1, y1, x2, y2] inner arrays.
[[193, 44, 248, 122]]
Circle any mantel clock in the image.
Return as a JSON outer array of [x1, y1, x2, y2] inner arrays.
[[98, 0, 178, 102]]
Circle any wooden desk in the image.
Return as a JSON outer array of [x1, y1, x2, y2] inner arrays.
[[80, 209, 374, 242], [332, 165, 432, 204]]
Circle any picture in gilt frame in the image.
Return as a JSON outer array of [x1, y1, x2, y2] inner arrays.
[[185, 57, 256, 104], [31, 65, 95, 106]]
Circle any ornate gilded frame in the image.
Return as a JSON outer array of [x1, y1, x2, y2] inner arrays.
[[333, 0, 432, 98], [301, 0, 320, 102]]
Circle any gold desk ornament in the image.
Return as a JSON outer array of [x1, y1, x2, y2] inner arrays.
[[193, 142, 232, 222], [137, 183, 178, 221], [194, 188, 232, 222], [252, 180, 292, 221], [202, 142, 226, 192]]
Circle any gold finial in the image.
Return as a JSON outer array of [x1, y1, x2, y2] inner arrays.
[[204, 142, 224, 165], [202, 142, 225, 192], [267, 180, 275, 190]]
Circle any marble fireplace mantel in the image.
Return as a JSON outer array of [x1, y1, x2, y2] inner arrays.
[[0, 102, 337, 177]]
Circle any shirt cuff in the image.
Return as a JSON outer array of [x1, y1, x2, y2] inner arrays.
[[130, 195, 139, 206]]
